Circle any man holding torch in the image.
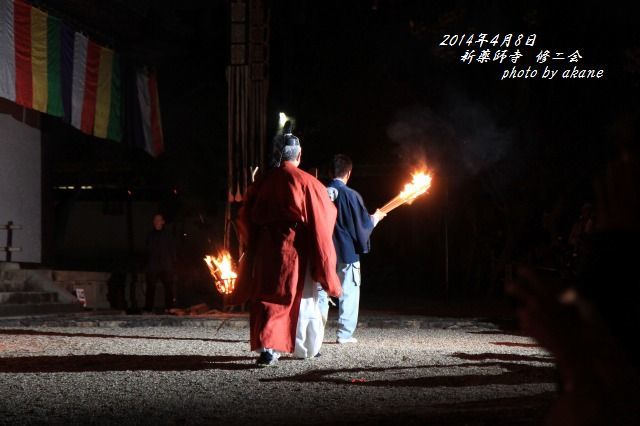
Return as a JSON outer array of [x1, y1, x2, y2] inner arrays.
[[318, 154, 386, 344], [230, 125, 342, 366]]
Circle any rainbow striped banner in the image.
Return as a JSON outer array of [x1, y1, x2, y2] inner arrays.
[[0, 0, 122, 141], [136, 67, 164, 157]]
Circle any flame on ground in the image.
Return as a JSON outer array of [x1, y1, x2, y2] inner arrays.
[[204, 251, 237, 295]]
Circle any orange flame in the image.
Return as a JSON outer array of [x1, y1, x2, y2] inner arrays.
[[379, 171, 432, 214], [399, 171, 432, 203], [204, 251, 237, 295]]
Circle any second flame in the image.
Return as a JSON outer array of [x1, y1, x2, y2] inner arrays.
[[204, 251, 238, 295]]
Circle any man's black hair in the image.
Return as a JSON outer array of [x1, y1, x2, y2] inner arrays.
[[332, 154, 353, 179]]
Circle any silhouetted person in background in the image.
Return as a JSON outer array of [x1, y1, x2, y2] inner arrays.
[[508, 150, 640, 425], [144, 213, 176, 313]]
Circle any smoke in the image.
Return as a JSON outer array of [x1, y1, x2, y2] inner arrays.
[[387, 94, 513, 175], [446, 95, 513, 174], [386, 106, 454, 171]]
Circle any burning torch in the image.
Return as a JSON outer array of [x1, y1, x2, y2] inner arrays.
[[377, 171, 433, 215], [204, 251, 238, 295]]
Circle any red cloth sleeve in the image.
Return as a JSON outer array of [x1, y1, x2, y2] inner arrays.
[[305, 178, 342, 297], [227, 182, 259, 305]]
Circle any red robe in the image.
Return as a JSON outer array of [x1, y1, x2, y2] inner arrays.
[[230, 162, 342, 353]]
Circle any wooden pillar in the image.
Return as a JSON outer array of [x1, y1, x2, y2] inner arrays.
[[225, 0, 269, 252]]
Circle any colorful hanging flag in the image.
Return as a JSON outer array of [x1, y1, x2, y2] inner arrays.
[[0, 0, 16, 102], [136, 67, 164, 157], [1, 0, 66, 117], [0, 0, 123, 142]]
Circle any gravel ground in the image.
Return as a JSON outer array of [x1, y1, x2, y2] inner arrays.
[[0, 321, 557, 425]]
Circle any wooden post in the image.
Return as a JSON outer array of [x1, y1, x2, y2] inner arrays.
[[1, 221, 23, 262], [6, 221, 14, 262], [224, 0, 269, 311], [125, 191, 138, 310], [226, 0, 269, 251]]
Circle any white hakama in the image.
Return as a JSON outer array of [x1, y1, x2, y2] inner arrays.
[[293, 268, 325, 358]]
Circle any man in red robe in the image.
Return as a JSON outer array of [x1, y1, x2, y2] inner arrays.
[[230, 128, 341, 366]]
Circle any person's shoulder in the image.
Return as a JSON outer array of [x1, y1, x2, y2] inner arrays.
[[276, 164, 309, 184], [326, 180, 360, 201], [342, 184, 362, 200], [291, 167, 324, 188], [307, 174, 329, 194], [252, 166, 290, 192], [258, 166, 284, 182]]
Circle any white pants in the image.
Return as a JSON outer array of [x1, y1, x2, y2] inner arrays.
[[318, 261, 361, 340], [293, 268, 325, 358]]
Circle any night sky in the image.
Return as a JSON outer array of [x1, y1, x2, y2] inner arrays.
[[43, 0, 639, 301]]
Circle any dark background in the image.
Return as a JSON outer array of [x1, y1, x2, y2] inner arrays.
[[40, 0, 639, 307]]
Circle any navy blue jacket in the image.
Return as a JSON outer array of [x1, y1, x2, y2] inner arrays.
[[328, 179, 375, 264]]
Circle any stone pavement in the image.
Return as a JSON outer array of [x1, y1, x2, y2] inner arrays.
[[0, 298, 518, 329], [0, 310, 503, 330], [0, 311, 556, 425]]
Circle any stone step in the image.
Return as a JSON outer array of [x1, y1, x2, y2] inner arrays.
[[0, 269, 28, 282], [53, 270, 110, 282], [0, 262, 20, 271], [0, 281, 35, 292], [0, 291, 58, 304], [0, 302, 84, 317]]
